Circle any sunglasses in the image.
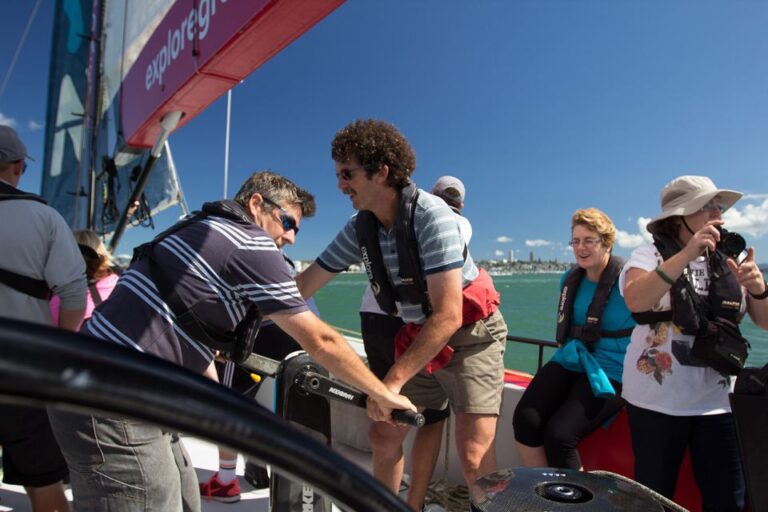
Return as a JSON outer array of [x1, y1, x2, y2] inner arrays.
[[335, 166, 365, 181], [700, 201, 726, 214], [261, 196, 299, 235]]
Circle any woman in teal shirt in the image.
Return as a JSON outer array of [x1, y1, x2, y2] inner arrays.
[[512, 208, 634, 469]]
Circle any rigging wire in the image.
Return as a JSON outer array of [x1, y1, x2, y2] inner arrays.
[[0, 0, 43, 103]]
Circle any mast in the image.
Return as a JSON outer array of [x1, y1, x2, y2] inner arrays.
[[108, 111, 182, 252], [224, 90, 232, 198], [86, 0, 105, 230]]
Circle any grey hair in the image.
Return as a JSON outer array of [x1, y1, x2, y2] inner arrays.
[[234, 171, 316, 217]]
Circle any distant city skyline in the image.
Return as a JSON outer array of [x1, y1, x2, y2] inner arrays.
[[2, 2, 767, 264]]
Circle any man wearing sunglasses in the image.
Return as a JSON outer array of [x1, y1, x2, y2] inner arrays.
[[297, 119, 507, 501], [48, 170, 415, 511]]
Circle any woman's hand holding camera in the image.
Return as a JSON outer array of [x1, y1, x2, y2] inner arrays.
[[683, 220, 722, 261]]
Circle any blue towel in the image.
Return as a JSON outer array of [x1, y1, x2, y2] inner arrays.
[[550, 340, 616, 398]]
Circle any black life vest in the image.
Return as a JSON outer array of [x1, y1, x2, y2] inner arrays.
[[0, 181, 53, 299], [632, 236, 743, 332], [132, 200, 262, 363], [355, 182, 430, 317], [555, 255, 633, 350]]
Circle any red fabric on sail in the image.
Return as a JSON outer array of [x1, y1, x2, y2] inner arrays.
[[395, 269, 501, 374]]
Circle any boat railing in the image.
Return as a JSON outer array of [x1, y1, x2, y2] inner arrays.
[[506, 335, 558, 371], [339, 324, 558, 373]]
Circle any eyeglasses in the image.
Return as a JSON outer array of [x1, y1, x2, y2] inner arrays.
[[335, 166, 365, 181], [700, 201, 726, 214], [568, 237, 602, 248], [21, 161, 27, 174], [261, 196, 299, 235]]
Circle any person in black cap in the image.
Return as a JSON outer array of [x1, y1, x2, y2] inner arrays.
[[0, 124, 87, 512]]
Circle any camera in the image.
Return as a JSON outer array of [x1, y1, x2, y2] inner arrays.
[[716, 226, 746, 259]]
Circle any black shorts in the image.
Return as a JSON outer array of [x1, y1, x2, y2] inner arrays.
[[219, 322, 302, 395], [359, 312, 450, 425], [0, 403, 69, 486]]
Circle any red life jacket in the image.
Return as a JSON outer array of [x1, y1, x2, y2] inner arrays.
[[394, 268, 501, 374]]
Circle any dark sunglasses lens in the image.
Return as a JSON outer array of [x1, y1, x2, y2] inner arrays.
[[281, 214, 298, 234]]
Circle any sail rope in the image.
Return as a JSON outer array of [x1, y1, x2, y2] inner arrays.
[[0, 0, 43, 102]]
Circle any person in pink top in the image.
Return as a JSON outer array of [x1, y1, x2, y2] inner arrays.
[[50, 230, 119, 324]]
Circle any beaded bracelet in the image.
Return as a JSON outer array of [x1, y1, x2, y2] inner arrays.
[[749, 282, 768, 300], [655, 266, 675, 286]]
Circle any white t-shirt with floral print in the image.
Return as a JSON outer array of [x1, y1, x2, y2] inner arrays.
[[619, 243, 746, 416]]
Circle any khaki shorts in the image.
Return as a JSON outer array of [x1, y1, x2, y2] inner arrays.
[[402, 309, 507, 415]]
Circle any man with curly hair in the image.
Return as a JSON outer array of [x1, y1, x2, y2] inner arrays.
[[297, 119, 507, 504]]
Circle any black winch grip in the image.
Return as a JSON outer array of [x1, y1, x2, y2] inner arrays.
[[392, 409, 426, 427], [237, 354, 425, 427], [299, 370, 425, 428]]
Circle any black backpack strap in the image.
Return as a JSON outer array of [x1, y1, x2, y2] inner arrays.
[[580, 255, 625, 347], [395, 182, 431, 316], [356, 210, 399, 316], [88, 281, 102, 306], [557, 256, 630, 348], [0, 268, 52, 300], [556, 265, 583, 345], [132, 200, 261, 358]]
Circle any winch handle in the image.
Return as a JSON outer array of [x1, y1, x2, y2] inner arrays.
[[391, 409, 426, 427]]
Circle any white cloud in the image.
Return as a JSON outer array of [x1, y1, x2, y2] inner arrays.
[[496, 236, 513, 243], [614, 217, 653, 248], [0, 112, 18, 127], [723, 199, 768, 238], [743, 193, 768, 201], [612, 201, 768, 251], [494, 250, 504, 257], [28, 120, 43, 131], [615, 230, 647, 249], [525, 239, 552, 247]]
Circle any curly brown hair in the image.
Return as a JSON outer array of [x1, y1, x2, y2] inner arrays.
[[331, 119, 416, 189]]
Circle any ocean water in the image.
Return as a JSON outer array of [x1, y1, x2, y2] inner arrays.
[[314, 273, 768, 375]]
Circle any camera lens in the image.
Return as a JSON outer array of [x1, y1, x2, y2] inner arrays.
[[718, 228, 746, 259]]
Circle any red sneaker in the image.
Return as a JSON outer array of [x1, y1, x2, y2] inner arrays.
[[199, 474, 241, 503]]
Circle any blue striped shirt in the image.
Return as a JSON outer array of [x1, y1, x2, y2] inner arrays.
[[317, 189, 478, 324], [83, 213, 307, 373]]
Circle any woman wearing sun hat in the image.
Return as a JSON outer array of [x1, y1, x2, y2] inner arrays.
[[620, 175, 768, 510]]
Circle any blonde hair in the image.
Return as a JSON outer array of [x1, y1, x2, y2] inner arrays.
[[73, 230, 113, 280], [571, 208, 616, 249]]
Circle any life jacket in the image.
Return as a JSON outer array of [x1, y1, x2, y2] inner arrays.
[[632, 236, 743, 333], [355, 182, 431, 317], [555, 255, 633, 351], [393, 268, 502, 373], [0, 181, 53, 299], [132, 200, 262, 363]]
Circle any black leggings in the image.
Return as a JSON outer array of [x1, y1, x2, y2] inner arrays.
[[512, 361, 624, 469]]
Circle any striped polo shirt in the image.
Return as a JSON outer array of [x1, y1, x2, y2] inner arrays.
[[317, 189, 478, 324], [83, 210, 307, 373]]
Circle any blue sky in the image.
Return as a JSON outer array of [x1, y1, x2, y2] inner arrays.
[[2, 1, 768, 264]]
